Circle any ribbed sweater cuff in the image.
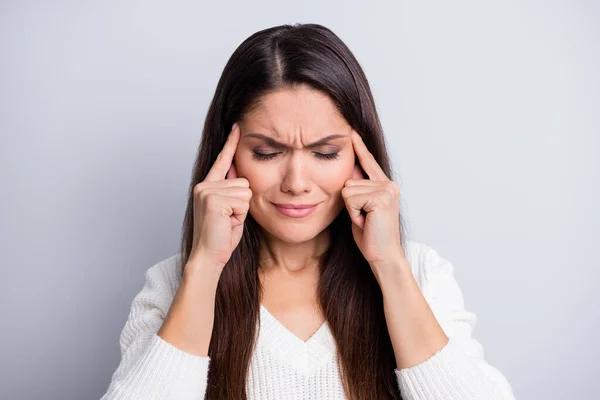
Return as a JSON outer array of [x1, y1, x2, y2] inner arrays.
[[394, 339, 505, 400], [109, 334, 210, 400]]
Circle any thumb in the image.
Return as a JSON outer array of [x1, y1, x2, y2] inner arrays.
[[344, 193, 366, 229]]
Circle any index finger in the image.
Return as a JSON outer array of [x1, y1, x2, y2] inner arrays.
[[205, 123, 241, 182], [351, 130, 389, 181]]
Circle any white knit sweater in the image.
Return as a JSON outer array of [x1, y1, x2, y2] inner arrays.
[[100, 240, 515, 400]]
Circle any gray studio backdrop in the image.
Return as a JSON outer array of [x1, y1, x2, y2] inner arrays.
[[1, 1, 598, 399]]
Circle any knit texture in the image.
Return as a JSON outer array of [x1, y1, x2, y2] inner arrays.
[[100, 240, 515, 400]]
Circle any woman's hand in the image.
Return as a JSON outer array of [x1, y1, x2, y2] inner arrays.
[[342, 130, 406, 272], [189, 122, 252, 270]]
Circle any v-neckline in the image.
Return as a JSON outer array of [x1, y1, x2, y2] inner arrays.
[[259, 303, 328, 344], [256, 303, 337, 374]]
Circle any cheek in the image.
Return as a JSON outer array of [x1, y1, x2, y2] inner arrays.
[[317, 159, 355, 190], [233, 151, 253, 179], [233, 152, 270, 194], [335, 155, 356, 179]]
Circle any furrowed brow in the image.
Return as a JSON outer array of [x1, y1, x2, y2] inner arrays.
[[244, 133, 346, 149]]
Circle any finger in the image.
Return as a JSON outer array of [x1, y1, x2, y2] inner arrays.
[[345, 179, 380, 187], [214, 195, 250, 226], [342, 185, 378, 198], [224, 196, 251, 226], [226, 162, 238, 180], [193, 177, 249, 198], [213, 177, 248, 188], [205, 123, 241, 182], [351, 130, 388, 181], [352, 163, 365, 180], [200, 186, 252, 202], [344, 192, 369, 229]]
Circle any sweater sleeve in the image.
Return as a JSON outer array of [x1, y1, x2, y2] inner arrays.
[[100, 259, 211, 400], [394, 245, 515, 400]]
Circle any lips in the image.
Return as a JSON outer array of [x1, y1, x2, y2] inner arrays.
[[274, 203, 319, 209], [273, 202, 319, 218]]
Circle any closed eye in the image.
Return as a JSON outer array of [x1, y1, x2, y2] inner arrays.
[[314, 152, 340, 160], [252, 151, 340, 161]]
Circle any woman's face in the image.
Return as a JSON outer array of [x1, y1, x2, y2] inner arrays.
[[234, 84, 357, 244]]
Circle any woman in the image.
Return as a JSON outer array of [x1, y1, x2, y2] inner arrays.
[[101, 23, 514, 399]]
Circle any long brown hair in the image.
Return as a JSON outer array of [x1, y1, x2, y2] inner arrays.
[[179, 23, 409, 399]]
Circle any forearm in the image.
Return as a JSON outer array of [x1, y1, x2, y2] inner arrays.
[[372, 258, 448, 370], [157, 255, 222, 357]]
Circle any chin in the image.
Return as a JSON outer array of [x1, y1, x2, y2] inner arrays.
[[250, 200, 343, 242], [251, 208, 332, 243], [260, 221, 324, 244]]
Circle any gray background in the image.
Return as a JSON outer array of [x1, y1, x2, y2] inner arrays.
[[1, 1, 598, 399]]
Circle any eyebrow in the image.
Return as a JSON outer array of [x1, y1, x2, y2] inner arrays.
[[243, 133, 347, 149]]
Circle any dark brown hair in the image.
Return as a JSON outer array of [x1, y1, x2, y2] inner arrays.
[[179, 23, 409, 399]]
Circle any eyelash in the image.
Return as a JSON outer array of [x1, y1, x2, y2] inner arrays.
[[252, 151, 340, 161]]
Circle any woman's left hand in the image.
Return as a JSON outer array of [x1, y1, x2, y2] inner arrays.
[[342, 130, 406, 270]]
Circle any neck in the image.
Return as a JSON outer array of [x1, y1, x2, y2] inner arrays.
[[258, 227, 330, 275]]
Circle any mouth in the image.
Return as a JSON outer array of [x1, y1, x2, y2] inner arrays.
[[273, 203, 320, 218]]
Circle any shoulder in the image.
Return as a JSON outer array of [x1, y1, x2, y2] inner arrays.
[[404, 240, 457, 300], [144, 243, 456, 299], [141, 253, 185, 298]]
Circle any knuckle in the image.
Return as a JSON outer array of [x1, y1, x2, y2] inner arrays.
[[193, 182, 205, 197], [199, 188, 212, 203], [241, 199, 250, 210], [386, 181, 399, 195]]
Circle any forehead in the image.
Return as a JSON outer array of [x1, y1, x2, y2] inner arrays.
[[241, 85, 350, 137]]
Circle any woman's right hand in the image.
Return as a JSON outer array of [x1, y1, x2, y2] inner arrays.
[[189, 122, 252, 270]]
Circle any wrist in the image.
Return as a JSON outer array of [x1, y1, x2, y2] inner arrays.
[[370, 257, 412, 286], [184, 253, 224, 283]]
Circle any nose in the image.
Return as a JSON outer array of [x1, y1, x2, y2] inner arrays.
[[280, 152, 312, 195]]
